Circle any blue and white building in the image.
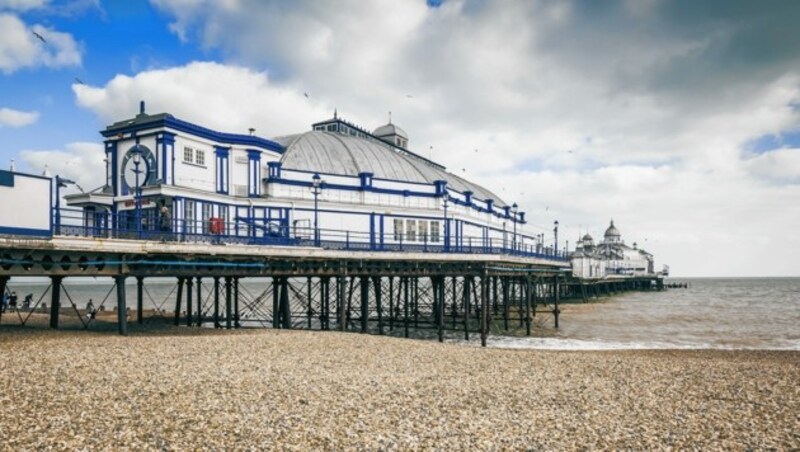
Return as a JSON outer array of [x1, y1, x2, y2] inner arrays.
[[62, 102, 555, 257]]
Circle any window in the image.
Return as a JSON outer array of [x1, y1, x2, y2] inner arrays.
[[406, 220, 416, 242], [394, 219, 403, 241], [430, 221, 440, 243], [183, 146, 194, 163], [418, 220, 428, 242], [195, 149, 206, 166], [326, 124, 336, 132], [185, 200, 195, 233], [202, 203, 212, 234]]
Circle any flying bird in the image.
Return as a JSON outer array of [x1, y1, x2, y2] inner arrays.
[[406, 94, 413, 98], [32, 31, 46, 43], [461, 168, 466, 172], [303, 92, 309, 98], [74, 78, 84, 85]]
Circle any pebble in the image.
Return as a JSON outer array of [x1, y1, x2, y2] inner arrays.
[[0, 327, 797, 449]]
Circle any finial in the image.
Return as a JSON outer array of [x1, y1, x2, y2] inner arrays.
[[139, 100, 145, 115], [248, 127, 255, 136], [9, 158, 15, 172], [334, 108, 338, 119], [388, 111, 392, 124]]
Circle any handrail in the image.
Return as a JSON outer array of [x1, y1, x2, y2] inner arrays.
[[52, 207, 570, 262]]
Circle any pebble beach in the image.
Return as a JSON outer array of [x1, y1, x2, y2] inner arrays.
[[0, 327, 797, 450]]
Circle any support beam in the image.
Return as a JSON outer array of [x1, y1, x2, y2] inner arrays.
[[403, 277, 410, 338], [338, 274, 347, 332], [136, 276, 144, 325], [502, 276, 510, 331], [373, 276, 383, 335], [360, 276, 369, 333], [481, 274, 489, 347], [115, 275, 127, 336], [174, 277, 184, 326], [0, 276, 8, 322], [436, 277, 445, 343], [554, 274, 560, 329], [185, 277, 193, 327], [307, 277, 313, 330], [213, 277, 220, 328], [280, 277, 291, 328], [272, 277, 280, 328], [234, 277, 240, 328], [49, 276, 63, 329], [196, 277, 203, 327], [463, 276, 471, 341], [525, 276, 532, 336], [225, 277, 232, 330]]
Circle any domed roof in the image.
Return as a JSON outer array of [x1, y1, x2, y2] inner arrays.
[[275, 131, 506, 206], [373, 123, 408, 140], [604, 220, 621, 238], [582, 233, 594, 241]]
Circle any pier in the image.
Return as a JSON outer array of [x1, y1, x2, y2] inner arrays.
[[0, 234, 662, 345]]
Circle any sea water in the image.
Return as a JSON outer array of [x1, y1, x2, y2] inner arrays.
[[3, 277, 798, 350]]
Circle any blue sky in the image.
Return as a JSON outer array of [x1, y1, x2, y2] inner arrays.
[[1, 0, 800, 276]]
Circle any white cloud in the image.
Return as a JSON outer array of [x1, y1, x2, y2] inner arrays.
[[0, 107, 38, 127], [73, 61, 331, 137], [70, 1, 800, 276], [0, 12, 82, 74], [20, 142, 105, 191], [0, 0, 47, 11]]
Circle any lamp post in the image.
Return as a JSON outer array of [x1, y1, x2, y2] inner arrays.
[[311, 173, 322, 247], [442, 195, 449, 252], [133, 148, 143, 239], [54, 175, 74, 235], [554, 220, 560, 257], [511, 203, 518, 253]]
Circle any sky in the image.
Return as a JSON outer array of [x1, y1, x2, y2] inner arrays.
[[1, 0, 799, 277]]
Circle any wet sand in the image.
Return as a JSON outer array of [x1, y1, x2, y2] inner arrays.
[[0, 327, 797, 450]]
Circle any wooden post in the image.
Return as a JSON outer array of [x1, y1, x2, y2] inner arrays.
[[525, 275, 532, 336], [213, 276, 220, 328], [234, 277, 240, 328], [196, 276, 202, 327], [360, 276, 369, 333], [463, 276, 471, 341]]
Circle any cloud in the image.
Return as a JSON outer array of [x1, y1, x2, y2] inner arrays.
[[0, 0, 47, 11], [73, 61, 331, 136], [70, 0, 800, 276], [0, 12, 82, 74], [20, 142, 105, 190], [0, 107, 38, 127]]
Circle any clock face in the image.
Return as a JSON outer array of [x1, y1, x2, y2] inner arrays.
[[121, 144, 156, 191]]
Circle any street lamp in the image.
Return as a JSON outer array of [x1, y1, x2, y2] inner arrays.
[[442, 194, 449, 252], [311, 173, 322, 247], [511, 203, 518, 253], [554, 220, 560, 257], [54, 175, 75, 235], [132, 148, 143, 239]]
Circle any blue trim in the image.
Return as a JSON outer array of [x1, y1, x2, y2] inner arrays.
[[266, 177, 440, 198], [369, 212, 375, 250], [0, 170, 14, 187], [0, 225, 51, 237], [102, 115, 284, 154], [282, 167, 434, 188]]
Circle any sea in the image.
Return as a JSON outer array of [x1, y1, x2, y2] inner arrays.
[[3, 277, 798, 351]]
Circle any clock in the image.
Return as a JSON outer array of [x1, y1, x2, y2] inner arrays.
[[121, 144, 156, 191]]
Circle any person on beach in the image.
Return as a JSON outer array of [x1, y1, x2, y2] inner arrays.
[[1, 291, 7, 312], [159, 200, 171, 232], [23, 293, 32, 310], [9, 291, 17, 311], [86, 299, 96, 319]]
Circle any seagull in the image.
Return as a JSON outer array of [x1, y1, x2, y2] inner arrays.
[[474, 149, 478, 153], [406, 94, 413, 98], [32, 31, 46, 43], [74, 78, 84, 85], [461, 168, 466, 172], [303, 92, 309, 98]]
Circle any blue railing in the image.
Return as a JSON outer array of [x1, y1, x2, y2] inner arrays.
[[53, 208, 569, 262]]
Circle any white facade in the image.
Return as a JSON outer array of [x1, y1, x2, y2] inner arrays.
[[570, 221, 656, 279], [0, 170, 51, 237], [64, 103, 546, 255]]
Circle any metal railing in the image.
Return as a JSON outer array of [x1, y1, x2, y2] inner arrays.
[[53, 208, 569, 262]]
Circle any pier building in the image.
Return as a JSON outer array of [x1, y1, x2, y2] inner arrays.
[[0, 103, 663, 342], [61, 102, 541, 255], [570, 220, 656, 279]]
